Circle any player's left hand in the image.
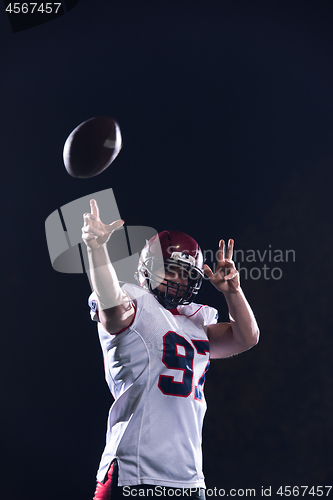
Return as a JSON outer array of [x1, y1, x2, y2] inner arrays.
[[203, 239, 240, 293]]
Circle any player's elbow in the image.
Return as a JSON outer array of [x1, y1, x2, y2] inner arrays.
[[247, 327, 260, 349], [238, 327, 260, 352]]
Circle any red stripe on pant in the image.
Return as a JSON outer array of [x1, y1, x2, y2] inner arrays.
[[93, 461, 116, 500]]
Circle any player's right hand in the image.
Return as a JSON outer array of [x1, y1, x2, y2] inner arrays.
[[82, 199, 124, 250]]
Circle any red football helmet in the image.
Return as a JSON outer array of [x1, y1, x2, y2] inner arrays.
[[137, 230, 204, 309]]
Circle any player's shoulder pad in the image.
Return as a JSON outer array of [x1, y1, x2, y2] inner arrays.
[[179, 303, 218, 326], [122, 282, 149, 301]]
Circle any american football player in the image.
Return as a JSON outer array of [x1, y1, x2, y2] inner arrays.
[[82, 199, 259, 500]]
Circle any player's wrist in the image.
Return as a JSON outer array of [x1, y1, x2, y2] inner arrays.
[[87, 243, 108, 253], [221, 285, 241, 296], [87, 244, 112, 270]]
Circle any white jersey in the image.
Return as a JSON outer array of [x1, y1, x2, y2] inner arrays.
[[89, 283, 218, 488]]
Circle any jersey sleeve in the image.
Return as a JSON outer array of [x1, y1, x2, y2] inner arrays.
[[201, 305, 219, 326], [180, 303, 219, 331], [88, 283, 145, 325]]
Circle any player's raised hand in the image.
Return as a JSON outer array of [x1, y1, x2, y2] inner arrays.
[[82, 199, 124, 250], [203, 239, 240, 293]]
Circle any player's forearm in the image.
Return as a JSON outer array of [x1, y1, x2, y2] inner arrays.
[[87, 245, 128, 310], [87, 245, 135, 334], [223, 288, 259, 348]]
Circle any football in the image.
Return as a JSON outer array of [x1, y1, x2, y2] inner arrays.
[[63, 116, 122, 178]]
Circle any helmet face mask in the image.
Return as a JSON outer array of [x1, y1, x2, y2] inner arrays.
[[137, 230, 204, 309]]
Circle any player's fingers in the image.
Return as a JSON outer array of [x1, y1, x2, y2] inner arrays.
[[82, 229, 98, 242], [105, 219, 125, 233], [216, 240, 225, 264], [217, 266, 225, 277], [223, 259, 236, 272], [225, 239, 234, 260], [82, 225, 104, 237], [90, 199, 100, 219], [203, 264, 214, 279], [224, 270, 239, 281], [84, 235, 97, 242], [83, 213, 97, 224]]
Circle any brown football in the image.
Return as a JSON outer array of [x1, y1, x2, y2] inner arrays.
[[63, 116, 122, 178]]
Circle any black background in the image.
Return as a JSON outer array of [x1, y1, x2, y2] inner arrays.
[[1, 1, 333, 499]]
